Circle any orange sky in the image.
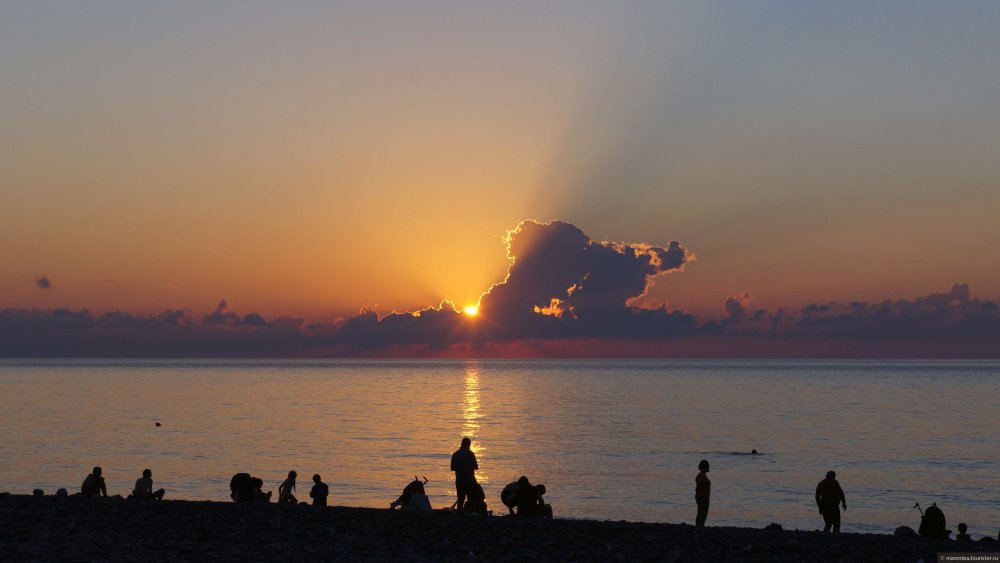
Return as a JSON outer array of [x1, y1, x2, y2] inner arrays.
[[2, 3, 999, 321]]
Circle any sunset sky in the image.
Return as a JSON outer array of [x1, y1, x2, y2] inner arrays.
[[3, 2, 1000, 355]]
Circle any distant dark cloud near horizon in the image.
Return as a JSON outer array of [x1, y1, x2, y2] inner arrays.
[[3, 222, 1000, 357], [34, 275, 53, 289]]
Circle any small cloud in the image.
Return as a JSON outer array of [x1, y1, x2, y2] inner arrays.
[[34, 275, 53, 289]]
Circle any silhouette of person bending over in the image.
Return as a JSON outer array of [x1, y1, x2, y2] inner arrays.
[[450, 437, 479, 513], [82, 466, 108, 497], [310, 474, 329, 507], [816, 471, 847, 532], [278, 471, 297, 504], [131, 469, 165, 500], [695, 460, 711, 527], [512, 476, 552, 519]]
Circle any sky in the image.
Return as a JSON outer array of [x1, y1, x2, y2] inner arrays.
[[2, 2, 1000, 356]]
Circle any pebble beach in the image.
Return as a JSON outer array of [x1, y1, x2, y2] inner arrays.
[[1, 495, 997, 562]]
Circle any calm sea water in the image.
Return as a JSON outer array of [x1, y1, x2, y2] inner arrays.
[[1, 359, 997, 536]]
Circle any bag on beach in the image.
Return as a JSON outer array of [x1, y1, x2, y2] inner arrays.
[[230, 473, 253, 502]]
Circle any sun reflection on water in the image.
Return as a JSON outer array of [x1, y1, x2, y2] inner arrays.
[[462, 362, 486, 482]]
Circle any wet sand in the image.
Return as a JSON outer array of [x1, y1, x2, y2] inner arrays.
[[1, 495, 997, 562]]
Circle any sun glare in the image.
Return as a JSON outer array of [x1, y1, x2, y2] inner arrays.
[[463, 306, 479, 316]]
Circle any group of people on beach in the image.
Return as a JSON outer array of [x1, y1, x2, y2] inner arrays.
[[229, 471, 330, 506], [64, 440, 992, 540], [79, 466, 164, 501], [449, 437, 553, 518]]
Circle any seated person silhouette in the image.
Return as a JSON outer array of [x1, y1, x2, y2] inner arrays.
[[229, 473, 273, 502], [309, 474, 329, 507], [956, 523, 971, 541], [252, 477, 272, 502], [130, 469, 165, 500], [81, 467, 108, 497], [463, 482, 488, 516]]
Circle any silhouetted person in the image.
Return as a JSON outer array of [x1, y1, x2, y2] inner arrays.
[[131, 469, 165, 500], [82, 466, 107, 497], [464, 482, 489, 516], [450, 437, 479, 513], [751, 449, 758, 455], [278, 471, 297, 504], [816, 471, 847, 532], [310, 474, 329, 507], [512, 476, 552, 518], [500, 481, 519, 515], [252, 477, 271, 502], [695, 460, 711, 527], [956, 523, 971, 541]]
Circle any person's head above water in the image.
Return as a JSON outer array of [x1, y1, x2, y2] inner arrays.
[[142, 469, 151, 478], [461, 437, 471, 449], [751, 449, 758, 455], [699, 460, 709, 472], [826, 471, 836, 479]]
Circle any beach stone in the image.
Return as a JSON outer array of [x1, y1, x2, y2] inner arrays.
[[765, 523, 783, 531], [56, 488, 68, 497], [894, 526, 919, 538], [32, 489, 44, 496]]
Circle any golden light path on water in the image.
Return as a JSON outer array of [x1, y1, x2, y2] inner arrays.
[[462, 363, 487, 483]]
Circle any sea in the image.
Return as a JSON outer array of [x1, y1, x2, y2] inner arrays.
[[1, 359, 997, 536]]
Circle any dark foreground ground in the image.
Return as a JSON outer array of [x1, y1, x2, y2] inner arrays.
[[1, 495, 997, 562]]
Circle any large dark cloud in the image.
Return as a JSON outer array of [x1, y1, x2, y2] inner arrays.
[[336, 220, 697, 346]]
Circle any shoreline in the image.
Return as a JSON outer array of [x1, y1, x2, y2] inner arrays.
[[2, 495, 996, 561]]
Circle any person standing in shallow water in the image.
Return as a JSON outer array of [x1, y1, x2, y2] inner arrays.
[[695, 460, 711, 527], [815, 470, 847, 532], [450, 437, 479, 513]]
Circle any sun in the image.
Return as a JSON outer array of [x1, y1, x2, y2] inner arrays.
[[463, 306, 479, 316]]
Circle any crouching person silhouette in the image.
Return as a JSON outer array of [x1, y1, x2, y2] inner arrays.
[[506, 476, 552, 518]]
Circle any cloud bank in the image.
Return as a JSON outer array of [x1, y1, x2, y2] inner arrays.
[[2, 221, 999, 357]]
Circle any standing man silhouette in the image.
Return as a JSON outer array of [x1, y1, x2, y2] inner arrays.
[[695, 460, 711, 527], [450, 437, 479, 513], [815, 470, 847, 532]]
